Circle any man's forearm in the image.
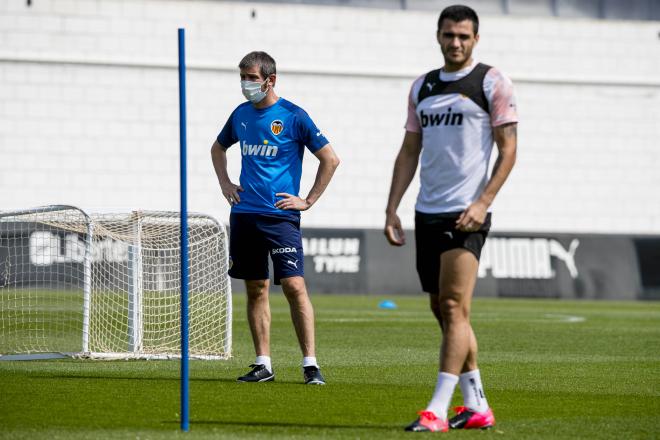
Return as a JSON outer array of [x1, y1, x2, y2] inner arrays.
[[477, 123, 517, 207], [305, 156, 339, 206], [386, 150, 419, 214], [386, 131, 421, 214], [211, 142, 231, 185], [478, 153, 515, 207]]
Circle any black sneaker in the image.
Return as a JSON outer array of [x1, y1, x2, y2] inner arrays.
[[303, 366, 326, 385], [237, 364, 274, 382]]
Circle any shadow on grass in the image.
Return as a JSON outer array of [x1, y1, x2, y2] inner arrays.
[[164, 419, 400, 431], [32, 375, 307, 385]]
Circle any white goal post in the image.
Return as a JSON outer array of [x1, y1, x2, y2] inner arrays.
[[0, 205, 232, 360]]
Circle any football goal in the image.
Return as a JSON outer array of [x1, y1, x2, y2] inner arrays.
[[0, 205, 231, 360]]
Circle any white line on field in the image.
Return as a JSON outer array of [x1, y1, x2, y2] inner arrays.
[[315, 314, 587, 324], [543, 314, 586, 323]]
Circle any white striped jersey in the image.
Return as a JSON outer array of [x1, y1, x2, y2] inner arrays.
[[405, 61, 518, 214]]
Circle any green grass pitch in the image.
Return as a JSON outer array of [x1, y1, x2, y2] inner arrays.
[[1, 294, 659, 439]]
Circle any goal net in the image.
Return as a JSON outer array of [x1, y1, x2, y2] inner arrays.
[[0, 205, 231, 360]]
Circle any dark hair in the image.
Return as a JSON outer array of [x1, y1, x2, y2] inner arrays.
[[438, 4, 479, 35], [238, 51, 276, 79]]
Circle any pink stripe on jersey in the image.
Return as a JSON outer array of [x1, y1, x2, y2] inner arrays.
[[405, 74, 425, 133], [405, 67, 518, 131], [483, 67, 518, 127]]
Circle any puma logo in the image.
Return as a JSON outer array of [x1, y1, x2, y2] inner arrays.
[[426, 82, 435, 91], [549, 239, 580, 278], [286, 260, 298, 269]]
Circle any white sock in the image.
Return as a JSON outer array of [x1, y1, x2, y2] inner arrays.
[[459, 369, 489, 413], [425, 372, 459, 420], [255, 355, 272, 373], [302, 356, 318, 368]]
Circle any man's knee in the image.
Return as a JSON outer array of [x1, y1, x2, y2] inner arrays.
[[246, 279, 269, 298], [280, 276, 307, 297], [439, 295, 467, 322]]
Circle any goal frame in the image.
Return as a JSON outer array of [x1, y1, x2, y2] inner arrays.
[[0, 204, 232, 361]]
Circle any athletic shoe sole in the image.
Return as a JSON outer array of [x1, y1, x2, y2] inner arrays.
[[237, 375, 274, 383]]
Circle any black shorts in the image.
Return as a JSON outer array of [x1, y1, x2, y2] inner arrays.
[[229, 213, 304, 284], [415, 211, 491, 294]]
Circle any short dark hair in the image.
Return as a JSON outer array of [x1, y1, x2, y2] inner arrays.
[[438, 4, 479, 35], [238, 51, 276, 79]]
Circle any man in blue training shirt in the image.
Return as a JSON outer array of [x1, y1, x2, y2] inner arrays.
[[211, 51, 340, 385]]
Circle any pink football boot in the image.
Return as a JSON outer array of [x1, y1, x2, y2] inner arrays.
[[448, 406, 495, 429], [405, 411, 449, 432]]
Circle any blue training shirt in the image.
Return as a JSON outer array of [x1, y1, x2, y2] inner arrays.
[[217, 98, 329, 217]]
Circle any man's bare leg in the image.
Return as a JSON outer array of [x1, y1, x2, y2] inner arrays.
[[245, 279, 271, 359], [426, 249, 492, 425], [281, 276, 325, 384], [438, 248, 479, 374], [236, 279, 275, 382], [424, 249, 479, 420], [280, 276, 315, 357], [430, 293, 478, 373]]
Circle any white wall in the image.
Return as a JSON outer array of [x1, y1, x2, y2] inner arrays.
[[1, 0, 659, 234]]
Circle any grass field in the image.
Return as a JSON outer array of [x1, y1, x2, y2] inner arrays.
[[1, 293, 659, 439]]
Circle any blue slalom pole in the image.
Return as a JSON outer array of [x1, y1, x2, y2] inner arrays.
[[177, 27, 190, 433]]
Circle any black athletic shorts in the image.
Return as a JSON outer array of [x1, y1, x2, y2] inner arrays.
[[414, 211, 491, 294], [228, 212, 304, 284]]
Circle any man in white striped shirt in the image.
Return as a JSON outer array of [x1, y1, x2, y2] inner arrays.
[[384, 4, 518, 433]]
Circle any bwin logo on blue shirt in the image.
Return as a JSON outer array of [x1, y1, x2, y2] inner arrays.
[[241, 140, 279, 157]]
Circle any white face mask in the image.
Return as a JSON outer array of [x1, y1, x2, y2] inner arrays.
[[241, 79, 269, 103]]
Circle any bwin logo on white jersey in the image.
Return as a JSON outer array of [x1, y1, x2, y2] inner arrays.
[[242, 141, 278, 157], [420, 108, 463, 127], [272, 247, 297, 254]]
